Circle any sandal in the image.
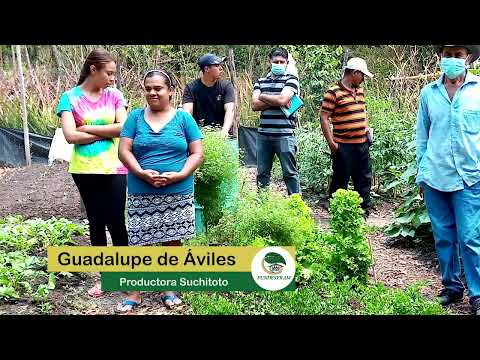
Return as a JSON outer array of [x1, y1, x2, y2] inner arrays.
[[87, 283, 104, 298], [116, 299, 142, 313], [161, 292, 182, 309]]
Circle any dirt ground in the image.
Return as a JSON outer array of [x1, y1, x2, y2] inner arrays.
[[0, 162, 83, 221], [0, 164, 472, 315]]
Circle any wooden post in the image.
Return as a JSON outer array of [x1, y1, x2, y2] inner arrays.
[[227, 48, 240, 138], [16, 45, 31, 167], [11, 45, 16, 73], [24, 46, 32, 72], [116, 55, 122, 91], [342, 47, 350, 68], [388, 72, 440, 81], [51, 45, 64, 78]]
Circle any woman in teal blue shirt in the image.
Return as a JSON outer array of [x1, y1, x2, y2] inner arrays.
[[118, 69, 204, 312]]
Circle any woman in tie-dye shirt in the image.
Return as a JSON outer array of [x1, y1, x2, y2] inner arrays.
[[56, 48, 128, 298]]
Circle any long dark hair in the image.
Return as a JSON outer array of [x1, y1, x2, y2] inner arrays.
[[77, 48, 115, 86]]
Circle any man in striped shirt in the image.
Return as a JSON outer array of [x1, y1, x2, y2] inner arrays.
[[251, 47, 301, 195], [320, 57, 373, 217]]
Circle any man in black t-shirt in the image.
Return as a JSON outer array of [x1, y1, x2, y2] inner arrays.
[[182, 53, 235, 138]]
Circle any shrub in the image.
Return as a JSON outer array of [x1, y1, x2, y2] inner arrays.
[[327, 189, 372, 283], [366, 96, 416, 195], [194, 128, 240, 227], [384, 160, 432, 242], [296, 125, 332, 193], [285, 45, 343, 122], [295, 230, 335, 285], [206, 191, 318, 248]]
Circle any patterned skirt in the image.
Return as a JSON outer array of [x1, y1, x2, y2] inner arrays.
[[127, 193, 195, 246]]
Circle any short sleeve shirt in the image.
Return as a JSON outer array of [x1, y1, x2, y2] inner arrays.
[[120, 108, 203, 195], [253, 72, 300, 136], [320, 83, 368, 144], [182, 79, 235, 127], [56, 86, 128, 174]]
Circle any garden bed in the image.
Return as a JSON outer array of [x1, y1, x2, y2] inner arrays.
[[0, 163, 467, 315]]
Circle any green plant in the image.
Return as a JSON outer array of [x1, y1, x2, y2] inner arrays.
[[39, 301, 53, 314], [0, 251, 49, 300], [194, 129, 240, 227], [184, 233, 212, 246], [207, 191, 317, 248], [296, 124, 332, 192], [201, 190, 334, 285], [295, 231, 335, 285], [0, 215, 84, 311], [182, 292, 243, 315], [366, 97, 416, 195], [0, 215, 84, 253], [357, 281, 446, 315], [384, 160, 432, 241], [285, 45, 343, 123], [327, 189, 372, 283], [184, 275, 447, 315]]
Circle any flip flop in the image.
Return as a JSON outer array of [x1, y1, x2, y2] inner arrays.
[[87, 284, 104, 298], [172, 293, 182, 306], [161, 293, 182, 308], [116, 299, 142, 313]]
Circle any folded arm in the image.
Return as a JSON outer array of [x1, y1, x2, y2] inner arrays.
[[61, 112, 103, 144], [251, 89, 270, 111], [76, 106, 128, 138], [258, 88, 294, 107]]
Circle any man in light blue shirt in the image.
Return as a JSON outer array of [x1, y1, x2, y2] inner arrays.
[[416, 44, 480, 315]]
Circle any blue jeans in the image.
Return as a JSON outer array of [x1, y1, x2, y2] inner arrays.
[[422, 181, 480, 304]]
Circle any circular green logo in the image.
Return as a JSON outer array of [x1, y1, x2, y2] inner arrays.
[[262, 252, 287, 275]]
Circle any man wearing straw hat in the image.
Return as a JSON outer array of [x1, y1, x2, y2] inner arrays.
[[416, 45, 480, 315], [320, 57, 374, 218]]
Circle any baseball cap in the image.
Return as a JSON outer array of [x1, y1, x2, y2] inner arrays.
[[345, 57, 373, 78], [198, 53, 226, 69]]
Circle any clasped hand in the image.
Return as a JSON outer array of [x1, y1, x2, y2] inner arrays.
[[141, 169, 183, 188]]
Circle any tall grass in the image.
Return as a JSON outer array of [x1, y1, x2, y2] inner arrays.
[[0, 68, 62, 136], [0, 65, 261, 137]]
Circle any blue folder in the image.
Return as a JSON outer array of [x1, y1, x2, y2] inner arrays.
[[280, 95, 304, 117]]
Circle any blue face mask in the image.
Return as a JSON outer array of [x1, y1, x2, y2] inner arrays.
[[441, 57, 467, 79], [271, 63, 287, 76]]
